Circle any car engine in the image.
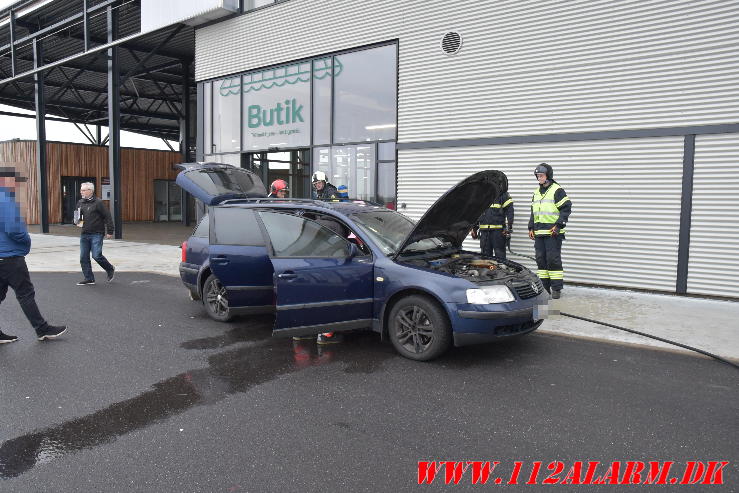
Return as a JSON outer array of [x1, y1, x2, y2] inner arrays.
[[405, 253, 524, 283]]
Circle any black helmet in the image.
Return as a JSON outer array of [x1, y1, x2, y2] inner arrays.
[[534, 163, 553, 180]]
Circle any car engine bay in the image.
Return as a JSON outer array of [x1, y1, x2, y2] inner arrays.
[[403, 253, 527, 283]]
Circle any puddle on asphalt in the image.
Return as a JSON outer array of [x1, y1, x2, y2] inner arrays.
[[0, 327, 393, 479]]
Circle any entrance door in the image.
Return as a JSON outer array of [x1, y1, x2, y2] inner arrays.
[[61, 176, 95, 224], [245, 149, 310, 198], [154, 180, 183, 222]]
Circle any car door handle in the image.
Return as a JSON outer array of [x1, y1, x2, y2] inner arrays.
[[212, 255, 229, 265], [277, 272, 297, 280]]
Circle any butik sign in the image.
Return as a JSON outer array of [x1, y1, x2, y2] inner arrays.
[[247, 99, 305, 128]]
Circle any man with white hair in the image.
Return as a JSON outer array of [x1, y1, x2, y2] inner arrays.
[[75, 182, 115, 285]]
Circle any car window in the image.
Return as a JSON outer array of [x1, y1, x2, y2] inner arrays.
[[193, 214, 209, 238], [259, 211, 352, 258], [211, 208, 265, 246], [351, 210, 444, 255]]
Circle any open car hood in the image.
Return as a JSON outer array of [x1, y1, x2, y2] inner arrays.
[[393, 170, 508, 259], [175, 162, 267, 205]]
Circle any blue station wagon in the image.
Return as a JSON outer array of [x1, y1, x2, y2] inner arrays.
[[177, 163, 549, 361]]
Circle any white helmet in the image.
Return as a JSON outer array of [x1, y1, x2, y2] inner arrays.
[[311, 170, 327, 183]]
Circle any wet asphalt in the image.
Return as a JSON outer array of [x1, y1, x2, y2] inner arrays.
[[0, 273, 737, 492]]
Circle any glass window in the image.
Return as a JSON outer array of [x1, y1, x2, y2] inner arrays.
[[243, 62, 311, 151], [378, 142, 396, 161], [193, 213, 209, 238], [204, 153, 242, 168], [213, 76, 242, 152], [332, 145, 375, 200], [203, 82, 212, 155], [259, 211, 352, 258], [312, 57, 332, 145], [377, 160, 396, 209], [212, 208, 264, 246], [333, 45, 397, 143], [245, 0, 274, 9]]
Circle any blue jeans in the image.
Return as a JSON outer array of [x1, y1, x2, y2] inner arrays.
[[80, 233, 114, 281]]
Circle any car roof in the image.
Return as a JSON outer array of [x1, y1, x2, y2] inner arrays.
[[216, 199, 389, 215]]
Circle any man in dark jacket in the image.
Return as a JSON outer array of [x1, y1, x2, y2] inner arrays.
[[75, 182, 115, 285], [472, 191, 514, 259], [0, 167, 66, 343], [311, 171, 338, 200], [528, 163, 572, 299]]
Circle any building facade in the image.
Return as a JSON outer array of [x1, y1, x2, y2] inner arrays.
[[194, 0, 739, 298]]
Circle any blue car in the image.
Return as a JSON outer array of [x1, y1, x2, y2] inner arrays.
[[177, 163, 549, 361]]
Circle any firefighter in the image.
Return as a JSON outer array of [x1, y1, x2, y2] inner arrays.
[[267, 179, 289, 198], [472, 191, 513, 259], [311, 170, 338, 200], [528, 163, 571, 299]]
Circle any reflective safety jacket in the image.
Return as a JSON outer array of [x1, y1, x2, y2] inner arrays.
[[528, 181, 571, 236], [475, 192, 514, 232]]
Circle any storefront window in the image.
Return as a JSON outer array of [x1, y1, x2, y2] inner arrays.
[[242, 62, 311, 151], [312, 57, 333, 145], [333, 45, 397, 144], [245, 0, 274, 10], [213, 77, 241, 152], [203, 82, 212, 155], [313, 145, 375, 200]]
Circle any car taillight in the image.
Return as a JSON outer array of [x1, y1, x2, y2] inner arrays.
[[181, 241, 187, 262]]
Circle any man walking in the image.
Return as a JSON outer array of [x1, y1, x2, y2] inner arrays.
[[472, 191, 514, 259], [75, 182, 115, 285], [528, 163, 572, 299], [0, 167, 67, 343]]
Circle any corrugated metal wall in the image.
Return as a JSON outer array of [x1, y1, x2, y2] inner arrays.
[[399, 137, 685, 291], [688, 133, 739, 298], [196, 0, 739, 143]]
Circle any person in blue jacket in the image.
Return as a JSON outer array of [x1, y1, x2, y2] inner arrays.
[[0, 167, 66, 343]]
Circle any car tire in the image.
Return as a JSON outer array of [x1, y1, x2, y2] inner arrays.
[[203, 274, 233, 322], [387, 295, 451, 361]]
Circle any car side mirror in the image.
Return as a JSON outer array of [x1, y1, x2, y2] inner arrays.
[[347, 242, 359, 259]]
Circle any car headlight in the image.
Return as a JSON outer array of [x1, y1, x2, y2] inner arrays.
[[466, 286, 515, 304]]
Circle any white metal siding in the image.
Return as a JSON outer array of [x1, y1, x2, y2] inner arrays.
[[688, 133, 739, 297], [196, 0, 739, 141], [398, 137, 684, 290]]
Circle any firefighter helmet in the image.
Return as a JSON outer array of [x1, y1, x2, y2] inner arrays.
[[311, 170, 327, 183], [534, 163, 553, 180]]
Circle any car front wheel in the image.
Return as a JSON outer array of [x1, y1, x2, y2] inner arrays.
[[203, 274, 233, 322], [388, 295, 451, 361]]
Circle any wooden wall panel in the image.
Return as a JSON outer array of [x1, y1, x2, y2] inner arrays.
[[0, 140, 181, 225]]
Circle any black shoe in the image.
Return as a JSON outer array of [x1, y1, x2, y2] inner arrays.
[[77, 279, 95, 285], [37, 325, 67, 341], [0, 331, 18, 344], [107, 267, 115, 282], [317, 332, 343, 345], [552, 289, 561, 299]]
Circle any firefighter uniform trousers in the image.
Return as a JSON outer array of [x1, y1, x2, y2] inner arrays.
[[534, 235, 564, 292], [479, 226, 507, 259]]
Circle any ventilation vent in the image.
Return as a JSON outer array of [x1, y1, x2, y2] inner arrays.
[[441, 31, 463, 55]]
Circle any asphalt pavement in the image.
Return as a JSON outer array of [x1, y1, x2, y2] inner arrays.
[[1, 272, 737, 491]]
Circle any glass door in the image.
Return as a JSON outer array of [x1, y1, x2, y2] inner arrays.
[[154, 180, 183, 222], [245, 149, 310, 198]]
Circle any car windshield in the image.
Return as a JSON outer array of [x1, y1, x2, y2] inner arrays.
[[351, 210, 447, 256]]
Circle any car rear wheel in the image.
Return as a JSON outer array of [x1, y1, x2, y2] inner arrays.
[[203, 274, 233, 322], [388, 295, 451, 361]]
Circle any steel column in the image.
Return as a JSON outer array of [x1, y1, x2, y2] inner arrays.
[[196, 82, 204, 161], [83, 0, 90, 52], [107, 6, 122, 239], [33, 39, 49, 233], [676, 135, 696, 294], [9, 10, 17, 77], [180, 60, 191, 225]]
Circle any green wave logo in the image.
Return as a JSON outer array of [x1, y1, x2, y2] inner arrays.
[[219, 57, 343, 97]]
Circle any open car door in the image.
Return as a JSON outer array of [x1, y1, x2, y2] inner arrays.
[[257, 210, 374, 338]]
